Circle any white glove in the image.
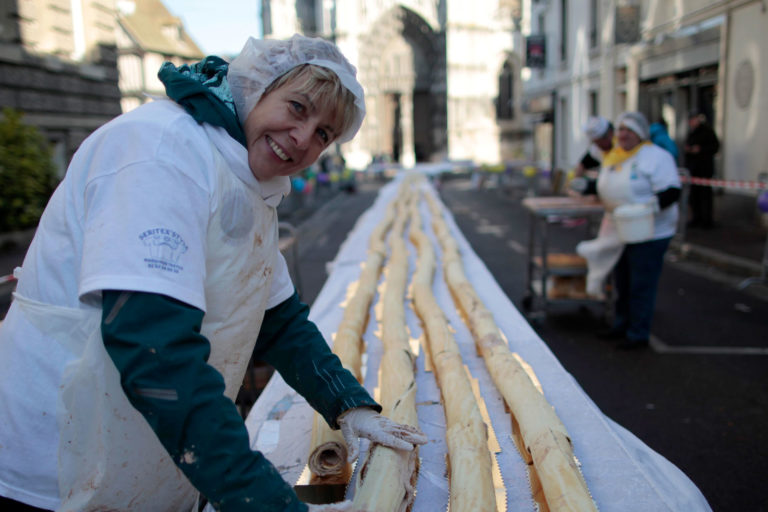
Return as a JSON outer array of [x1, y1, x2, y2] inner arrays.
[[307, 500, 356, 511], [337, 407, 428, 463]]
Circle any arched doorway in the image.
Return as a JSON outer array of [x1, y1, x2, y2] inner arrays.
[[358, 6, 447, 166]]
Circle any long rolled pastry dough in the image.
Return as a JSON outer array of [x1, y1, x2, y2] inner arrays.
[[308, 198, 397, 483], [425, 191, 598, 512], [409, 190, 496, 512], [353, 188, 420, 511]]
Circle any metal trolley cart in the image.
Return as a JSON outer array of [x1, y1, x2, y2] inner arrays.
[[521, 196, 609, 321]]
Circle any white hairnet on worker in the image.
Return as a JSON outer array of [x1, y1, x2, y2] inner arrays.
[[228, 34, 366, 143], [583, 116, 610, 141], [616, 111, 650, 141]]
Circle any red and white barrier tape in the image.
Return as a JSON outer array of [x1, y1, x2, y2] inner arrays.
[[1, 275, 17, 284], [679, 175, 768, 191]]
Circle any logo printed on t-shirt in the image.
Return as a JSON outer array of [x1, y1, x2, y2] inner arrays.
[[139, 228, 188, 273]]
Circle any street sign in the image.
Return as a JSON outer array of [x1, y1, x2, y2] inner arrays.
[[526, 35, 547, 68]]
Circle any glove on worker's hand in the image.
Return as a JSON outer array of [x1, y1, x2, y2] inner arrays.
[[337, 407, 428, 463], [307, 500, 357, 511]]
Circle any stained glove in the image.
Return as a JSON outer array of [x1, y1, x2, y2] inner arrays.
[[307, 500, 356, 511], [337, 407, 428, 463]]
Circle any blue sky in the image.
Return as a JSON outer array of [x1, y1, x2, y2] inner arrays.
[[161, 0, 262, 57]]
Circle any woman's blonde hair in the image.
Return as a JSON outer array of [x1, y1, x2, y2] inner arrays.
[[264, 64, 358, 142]]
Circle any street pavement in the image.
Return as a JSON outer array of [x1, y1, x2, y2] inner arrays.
[[289, 177, 767, 512]]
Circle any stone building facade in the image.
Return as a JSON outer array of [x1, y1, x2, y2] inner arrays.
[[262, 0, 526, 170], [263, 0, 767, 188], [116, 0, 204, 113], [0, 0, 122, 173], [0, 0, 203, 171], [520, 0, 768, 188]]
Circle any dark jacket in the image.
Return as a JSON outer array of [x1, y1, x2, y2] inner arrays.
[[684, 123, 720, 178]]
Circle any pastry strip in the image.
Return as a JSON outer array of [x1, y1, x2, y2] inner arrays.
[[409, 187, 496, 512], [425, 191, 597, 512], [353, 186, 420, 511], [307, 196, 397, 482]]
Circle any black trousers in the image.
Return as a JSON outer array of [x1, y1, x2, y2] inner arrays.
[[689, 183, 713, 226], [0, 495, 52, 511], [612, 237, 671, 342]]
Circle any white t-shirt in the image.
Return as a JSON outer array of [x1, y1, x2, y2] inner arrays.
[[623, 144, 681, 240], [0, 100, 294, 508]]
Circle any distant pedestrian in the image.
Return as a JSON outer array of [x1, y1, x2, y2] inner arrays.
[[650, 120, 679, 161], [684, 111, 720, 228]]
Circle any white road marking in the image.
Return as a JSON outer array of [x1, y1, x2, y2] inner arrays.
[[506, 240, 525, 254], [650, 335, 768, 355], [476, 224, 505, 237]]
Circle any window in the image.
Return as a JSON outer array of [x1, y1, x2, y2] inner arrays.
[[589, 0, 598, 48], [161, 23, 182, 42], [589, 91, 598, 116], [497, 60, 515, 120], [559, 96, 568, 161], [560, 0, 568, 62], [617, 91, 627, 113]]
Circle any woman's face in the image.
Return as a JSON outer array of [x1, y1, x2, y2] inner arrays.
[[617, 125, 641, 151], [244, 81, 338, 181]]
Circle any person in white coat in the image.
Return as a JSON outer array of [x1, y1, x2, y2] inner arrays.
[[0, 35, 425, 511], [576, 112, 681, 349]]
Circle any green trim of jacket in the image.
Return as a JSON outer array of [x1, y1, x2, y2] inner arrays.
[[101, 290, 379, 510]]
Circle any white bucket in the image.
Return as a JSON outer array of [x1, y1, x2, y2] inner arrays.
[[613, 203, 654, 243]]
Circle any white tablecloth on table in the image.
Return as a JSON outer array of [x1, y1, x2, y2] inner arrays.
[[243, 175, 711, 511]]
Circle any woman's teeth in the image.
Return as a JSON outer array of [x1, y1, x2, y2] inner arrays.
[[268, 137, 289, 161]]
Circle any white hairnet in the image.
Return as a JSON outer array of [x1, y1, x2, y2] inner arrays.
[[617, 111, 650, 140], [228, 34, 366, 143], [583, 116, 610, 140]]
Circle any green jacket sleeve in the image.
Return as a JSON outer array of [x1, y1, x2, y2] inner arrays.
[[101, 290, 307, 512], [253, 291, 380, 428]]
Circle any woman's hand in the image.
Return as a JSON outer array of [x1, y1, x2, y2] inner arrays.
[[337, 407, 428, 462]]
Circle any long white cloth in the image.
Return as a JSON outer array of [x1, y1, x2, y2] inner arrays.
[[576, 217, 624, 297], [576, 148, 635, 297]]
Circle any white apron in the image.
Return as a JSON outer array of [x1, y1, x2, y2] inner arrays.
[[576, 158, 634, 297], [13, 140, 279, 511]]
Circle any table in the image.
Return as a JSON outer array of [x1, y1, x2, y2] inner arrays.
[[242, 177, 710, 511]]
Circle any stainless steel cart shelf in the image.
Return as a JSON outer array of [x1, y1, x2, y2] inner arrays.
[[521, 196, 610, 321]]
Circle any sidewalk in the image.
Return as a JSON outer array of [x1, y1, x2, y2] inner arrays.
[[674, 191, 767, 281]]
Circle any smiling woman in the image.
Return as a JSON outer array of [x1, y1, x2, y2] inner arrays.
[[242, 64, 359, 181], [0, 34, 428, 512]]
